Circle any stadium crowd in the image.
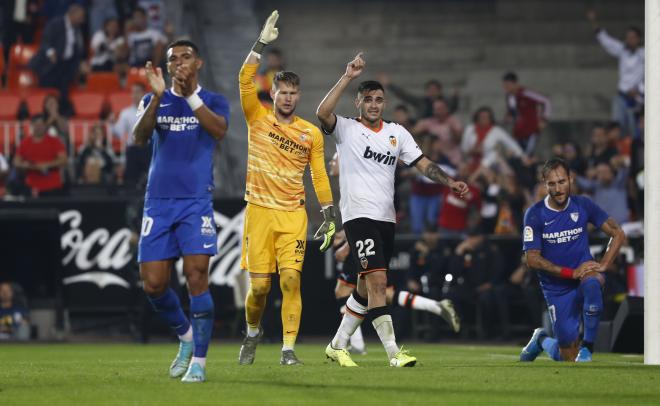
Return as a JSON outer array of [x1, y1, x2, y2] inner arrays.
[[0, 2, 645, 340]]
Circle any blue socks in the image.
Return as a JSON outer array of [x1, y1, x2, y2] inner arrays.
[[147, 288, 190, 337], [580, 277, 603, 345], [540, 336, 562, 361], [190, 290, 215, 358]]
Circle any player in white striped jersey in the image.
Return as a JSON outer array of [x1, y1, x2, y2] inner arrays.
[[317, 52, 468, 367]]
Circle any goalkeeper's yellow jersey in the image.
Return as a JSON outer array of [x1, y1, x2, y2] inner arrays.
[[239, 63, 333, 211]]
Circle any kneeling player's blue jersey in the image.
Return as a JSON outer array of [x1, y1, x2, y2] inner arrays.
[[138, 86, 230, 198], [522, 195, 609, 293]]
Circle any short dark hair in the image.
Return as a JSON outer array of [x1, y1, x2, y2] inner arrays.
[[31, 114, 45, 123], [166, 39, 200, 56], [628, 26, 642, 38], [273, 71, 300, 89], [502, 71, 518, 82], [266, 48, 283, 57], [542, 157, 570, 180], [472, 106, 495, 124], [605, 121, 621, 132], [425, 79, 442, 89], [357, 80, 384, 96], [134, 6, 147, 16]]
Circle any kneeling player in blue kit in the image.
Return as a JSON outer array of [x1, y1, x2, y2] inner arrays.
[[520, 158, 625, 362]]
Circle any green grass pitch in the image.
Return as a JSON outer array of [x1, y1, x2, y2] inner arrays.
[[1, 342, 659, 405]]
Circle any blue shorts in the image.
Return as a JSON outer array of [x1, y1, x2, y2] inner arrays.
[[138, 198, 217, 263], [544, 287, 582, 347]]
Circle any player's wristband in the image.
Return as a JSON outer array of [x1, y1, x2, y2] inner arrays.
[[559, 268, 574, 279], [251, 40, 267, 55], [186, 93, 203, 111]]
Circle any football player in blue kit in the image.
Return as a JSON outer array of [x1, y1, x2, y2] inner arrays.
[[520, 158, 625, 362], [132, 40, 230, 382]]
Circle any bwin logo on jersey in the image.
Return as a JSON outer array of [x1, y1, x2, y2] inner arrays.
[[201, 216, 215, 236], [363, 146, 396, 165]]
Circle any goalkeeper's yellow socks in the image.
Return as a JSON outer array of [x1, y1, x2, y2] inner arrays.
[[245, 276, 271, 334], [280, 269, 302, 350]]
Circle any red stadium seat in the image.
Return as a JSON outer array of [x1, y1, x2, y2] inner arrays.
[[68, 119, 96, 153], [125, 67, 149, 89], [0, 94, 21, 120], [70, 92, 105, 119], [6, 69, 38, 90], [24, 88, 60, 116], [108, 92, 133, 116], [87, 72, 121, 94], [0, 120, 21, 155], [8, 44, 37, 70]]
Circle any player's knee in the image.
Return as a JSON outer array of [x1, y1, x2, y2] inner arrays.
[[184, 267, 208, 289], [249, 278, 272, 298], [280, 272, 301, 293], [141, 273, 169, 296]]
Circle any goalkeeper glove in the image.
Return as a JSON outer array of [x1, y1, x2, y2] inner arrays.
[[314, 206, 336, 252], [252, 10, 279, 54]]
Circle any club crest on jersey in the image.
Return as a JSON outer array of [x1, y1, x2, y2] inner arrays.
[[571, 212, 579, 222], [360, 255, 368, 270], [389, 135, 397, 147]]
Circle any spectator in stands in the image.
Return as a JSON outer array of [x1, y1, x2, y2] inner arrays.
[[562, 141, 587, 177], [255, 48, 285, 104], [378, 73, 459, 118], [28, 4, 86, 108], [437, 163, 481, 238], [126, 6, 166, 68], [587, 124, 619, 167], [138, 0, 166, 32], [13, 115, 68, 197], [576, 159, 630, 225], [76, 123, 115, 185], [408, 225, 449, 294], [502, 71, 551, 156], [403, 136, 447, 235], [1, 0, 39, 79], [0, 152, 9, 197], [113, 82, 151, 188], [88, 0, 119, 36], [461, 106, 527, 171], [412, 98, 464, 167], [0, 282, 30, 341], [393, 104, 415, 133], [587, 9, 644, 138], [90, 17, 128, 72], [43, 94, 69, 141]]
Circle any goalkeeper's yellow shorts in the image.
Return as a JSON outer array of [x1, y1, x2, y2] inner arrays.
[[242, 202, 307, 274]]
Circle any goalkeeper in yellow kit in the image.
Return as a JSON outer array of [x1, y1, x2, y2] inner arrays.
[[238, 10, 335, 366]]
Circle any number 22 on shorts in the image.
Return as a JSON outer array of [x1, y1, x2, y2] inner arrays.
[[356, 239, 375, 257]]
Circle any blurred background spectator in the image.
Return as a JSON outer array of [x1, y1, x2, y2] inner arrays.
[[0, 282, 30, 341], [126, 6, 166, 68], [76, 122, 115, 185]]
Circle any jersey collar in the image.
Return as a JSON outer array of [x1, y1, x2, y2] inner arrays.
[[544, 195, 571, 212], [170, 85, 202, 97], [359, 118, 383, 133]]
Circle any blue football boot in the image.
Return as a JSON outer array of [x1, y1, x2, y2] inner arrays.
[[520, 327, 546, 362]]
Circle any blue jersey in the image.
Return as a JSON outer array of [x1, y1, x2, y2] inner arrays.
[[138, 86, 230, 198], [522, 195, 609, 293]]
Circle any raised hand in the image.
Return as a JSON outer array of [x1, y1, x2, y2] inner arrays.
[[174, 64, 195, 97], [145, 61, 165, 97], [259, 10, 279, 44], [345, 52, 365, 79]]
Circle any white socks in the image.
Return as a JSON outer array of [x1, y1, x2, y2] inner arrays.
[[178, 326, 193, 342], [372, 314, 399, 359], [331, 294, 367, 349], [350, 325, 365, 350], [191, 356, 206, 368], [398, 291, 442, 316], [247, 325, 260, 337]]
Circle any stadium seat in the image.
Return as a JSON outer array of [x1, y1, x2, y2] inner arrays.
[[8, 44, 37, 70], [0, 46, 5, 79], [108, 92, 133, 117], [87, 72, 122, 94], [70, 92, 105, 119], [0, 120, 23, 155], [6, 69, 38, 90], [125, 67, 149, 88], [68, 119, 96, 153], [24, 89, 60, 116], [0, 94, 21, 120]]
